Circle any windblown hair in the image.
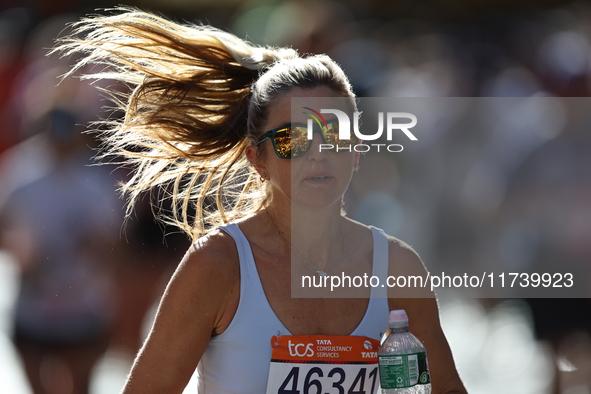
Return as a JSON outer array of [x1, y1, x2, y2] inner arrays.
[[54, 8, 354, 240]]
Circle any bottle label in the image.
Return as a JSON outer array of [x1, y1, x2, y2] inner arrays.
[[378, 351, 430, 389]]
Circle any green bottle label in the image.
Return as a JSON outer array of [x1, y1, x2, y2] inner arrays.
[[378, 351, 430, 389]]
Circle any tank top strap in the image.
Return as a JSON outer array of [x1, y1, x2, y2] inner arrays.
[[217, 222, 290, 335], [349, 226, 389, 339], [218, 222, 266, 296], [370, 226, 389, 299]]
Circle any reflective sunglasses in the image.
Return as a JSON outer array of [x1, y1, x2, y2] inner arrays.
[[256, 120, 357, 159]]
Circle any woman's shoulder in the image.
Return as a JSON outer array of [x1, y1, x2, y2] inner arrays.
[[368, 227, 432, 298], [343, 217, 417, 256], [383, 233, 422, 265], [166, 225, 241, 306], [344, 218, 426, 274], [355, 221, 420, 263], [182, 226, 240, 274], [149, 225, 242, 338]]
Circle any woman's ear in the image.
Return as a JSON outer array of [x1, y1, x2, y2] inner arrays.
[[245, 145, 258, 164], [245, 145, 268, 179]]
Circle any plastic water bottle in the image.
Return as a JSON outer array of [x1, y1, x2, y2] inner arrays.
[[378, 310, 431, 393]]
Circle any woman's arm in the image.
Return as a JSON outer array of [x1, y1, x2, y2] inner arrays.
[[121, 231, 240, 394], [387, 239, 468, 394]]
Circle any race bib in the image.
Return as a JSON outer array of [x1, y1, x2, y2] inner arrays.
[[266, 335, 381, 394]]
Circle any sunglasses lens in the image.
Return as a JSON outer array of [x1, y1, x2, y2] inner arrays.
[[268, 122, 356, 158], [323, 122, 356, 148], [290, 127, 311, 158], [274, 127, 310, 158]]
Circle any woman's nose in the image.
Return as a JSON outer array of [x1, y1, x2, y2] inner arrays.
[[306, 131, 329, 160]]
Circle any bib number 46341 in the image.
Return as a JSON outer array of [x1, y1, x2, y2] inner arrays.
[[276, 365, 378, 394]]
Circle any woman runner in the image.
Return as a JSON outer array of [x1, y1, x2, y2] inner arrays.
[[55, 8, 467, 394]]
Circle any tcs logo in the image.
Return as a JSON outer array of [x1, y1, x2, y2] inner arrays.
[[288, 340, 314, 357]]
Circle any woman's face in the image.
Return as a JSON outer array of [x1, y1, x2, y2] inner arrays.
[[247, 86, 359, 210]]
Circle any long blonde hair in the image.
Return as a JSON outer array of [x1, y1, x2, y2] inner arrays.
[[55, 8, 354, 240]]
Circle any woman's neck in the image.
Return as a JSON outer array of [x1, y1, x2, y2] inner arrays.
[[266, 201, 348, 271]]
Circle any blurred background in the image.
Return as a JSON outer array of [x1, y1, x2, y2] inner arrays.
[[1, 0, 590, 393]]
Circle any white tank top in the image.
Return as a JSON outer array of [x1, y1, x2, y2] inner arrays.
[[194, 223, 389, 393]]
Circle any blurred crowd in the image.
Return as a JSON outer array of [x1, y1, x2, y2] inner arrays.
[[1, 0, 590, 393]]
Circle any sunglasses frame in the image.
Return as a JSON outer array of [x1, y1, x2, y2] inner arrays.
[[255, 120, 356, 159]]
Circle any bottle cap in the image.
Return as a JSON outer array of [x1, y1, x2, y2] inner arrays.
[[388, 309, 408, 328]]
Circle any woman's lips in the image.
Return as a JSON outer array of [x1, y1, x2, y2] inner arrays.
[[304, 172, 333, 184]]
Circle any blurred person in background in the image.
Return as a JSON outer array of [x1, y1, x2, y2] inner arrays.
[[0, 11, 26, 154], [0, 107, 119, 394]]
